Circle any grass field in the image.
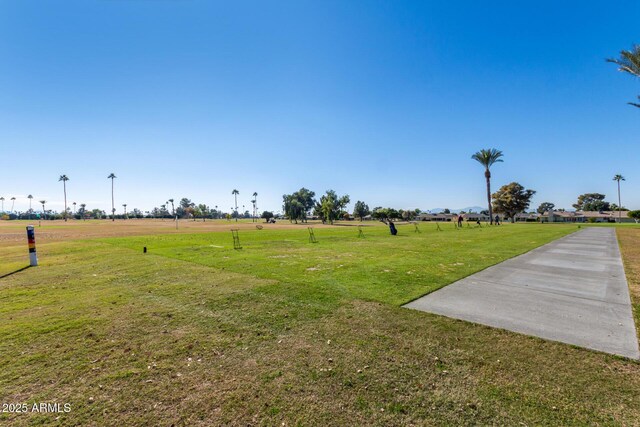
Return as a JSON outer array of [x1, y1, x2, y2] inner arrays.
[[1, 220, 639, 425]]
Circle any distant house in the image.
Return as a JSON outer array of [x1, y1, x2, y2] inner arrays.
[[417, 213, 455, 222], [514, 212, 540, 222], [461, 212, 491, 222], [543, 210, 634, 223]]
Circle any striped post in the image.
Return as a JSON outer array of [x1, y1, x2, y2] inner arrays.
[[26, 225, 38, 266]]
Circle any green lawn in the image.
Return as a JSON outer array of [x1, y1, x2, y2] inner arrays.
[[1, 223, 639, 426]]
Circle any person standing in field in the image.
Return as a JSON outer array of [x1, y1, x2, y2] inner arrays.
[[457, 214, 463, 228], [495, 214, 500, 225]]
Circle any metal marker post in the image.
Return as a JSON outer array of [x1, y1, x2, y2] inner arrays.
[[26, 225, 38, 266]]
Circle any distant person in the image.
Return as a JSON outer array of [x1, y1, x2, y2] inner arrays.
[[495, 214, 500, 225], [389, 220, 398, 236], [457, 215, 463, 228], [476, 219, 481, 226]]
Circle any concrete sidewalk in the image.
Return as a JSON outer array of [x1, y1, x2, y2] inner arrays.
[[404, 227, 640, 359]]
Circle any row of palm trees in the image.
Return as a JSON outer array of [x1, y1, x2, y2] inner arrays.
[[231, 189, 259, 222], [0, 195, 35, 215], [2, 164, 627, 224]]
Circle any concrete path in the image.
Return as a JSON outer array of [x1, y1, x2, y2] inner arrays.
[[404, 227, 640, 359]]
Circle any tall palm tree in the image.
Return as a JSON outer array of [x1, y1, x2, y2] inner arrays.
[[613, 174, 626, 223], [108, 173, 117, 221], [28, 194, 33, 219], [471, 149, 504, 225], [40, 200, 47, 220], [232, 189, 239, 222], [59, 174, 70, 221], [0, 196, 4, 213], [10, 197, 16, 212], [607, 45, 640, 107], [80, 203, 86, 221], [168, 199, 175, 218], [252, 191, 258, 222], [72, 201, 77, 215], [122, 203, 127, 219]]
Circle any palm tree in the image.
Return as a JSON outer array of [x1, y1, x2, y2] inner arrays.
[[40, 200, 47, 220], [80, 203, 86, 221], [28, 194, 33, 219], [232, 189, 239, 222], [252, 191, 258, 222], [10, 197, 16, 212], [471, 148, 504, 225], [607, 45, 640, 107], [613, 174, 626, 223], [72, 201, 77, 215], [108, 173, 117, 221], [168, 199, 175, 218], [0, 196, 4, 213], [122, 203, 127, 219], [59, 174, 70, 221]]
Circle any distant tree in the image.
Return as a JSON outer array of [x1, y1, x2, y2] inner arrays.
[[283, 188, 316, 223], [537, 202, 555, 214], [122, 204, 127, 218], [108, 173, 117, 221], [492, 182, 536, 222], [27, 194, 33, 219], [387, 208, 401, 220], [283, 195, 305, 223], [573, 193, 610, 212], [261, 211, 274, 221], [371, 207, 387, 220], [472, 148, 504, 225], [0, 196, 4, 212], [252, 192, 258, 222], [317, 190, 350, 224], [177, 198, 195, 218], [10, 196, 16, 212], [231, 189, 239, 222], [59, 174, 70, 221], [613, 174, 626, 222], [353, 201, 370, 221], [167, 199, 175, 218], [198, 204, 209, 221], [72, 201, 76, 214], [402, 210, 412, 221], [442, 208, 451, 214], [79, 203, 87, 220], [628, 210, 640, 223], [610, 203, 628, 211], [607, 45, 640, 107], [39, 200, 47, 219]]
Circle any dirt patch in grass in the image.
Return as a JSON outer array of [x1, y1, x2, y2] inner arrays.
[[0, 219, 353, 248]]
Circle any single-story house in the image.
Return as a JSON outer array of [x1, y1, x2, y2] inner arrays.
[[543, 210, 635, 223]]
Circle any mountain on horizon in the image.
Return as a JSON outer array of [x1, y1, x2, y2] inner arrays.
[[428, 206, 484, 214]]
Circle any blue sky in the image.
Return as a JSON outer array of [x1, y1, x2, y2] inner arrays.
[[1, 1, 639, 214]]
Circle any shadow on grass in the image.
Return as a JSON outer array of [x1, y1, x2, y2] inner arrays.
[[0, 265, 32, 280]]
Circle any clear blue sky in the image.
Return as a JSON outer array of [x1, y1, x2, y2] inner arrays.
[[1, 1, 639, 214]]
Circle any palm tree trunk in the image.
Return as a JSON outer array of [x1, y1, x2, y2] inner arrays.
[[485, 170, 493, 225], [618, 181, 622, 223], [63, 182, 68, 222], [111, 178, 115, 221]]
